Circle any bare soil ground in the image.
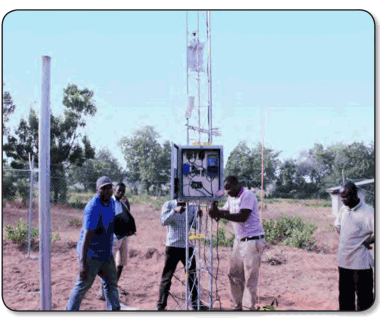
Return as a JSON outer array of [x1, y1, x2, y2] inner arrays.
[[1, 200, 375, 311]]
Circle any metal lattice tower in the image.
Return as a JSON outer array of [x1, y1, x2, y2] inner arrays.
[[185, 11, 220, 145], [180, 11, 221, 312]]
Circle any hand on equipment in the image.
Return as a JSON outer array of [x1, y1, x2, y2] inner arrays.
[[174, 206, 186, 214], [208, 201, 221, 221], [216, 190, 224, 197]]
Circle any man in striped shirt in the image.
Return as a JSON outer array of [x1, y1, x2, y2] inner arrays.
[[157, 199, 208, 311]]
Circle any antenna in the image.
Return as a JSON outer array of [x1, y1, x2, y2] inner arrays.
[[186, 11, 219, 145]]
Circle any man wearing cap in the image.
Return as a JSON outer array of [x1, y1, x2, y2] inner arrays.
[[334, 181, 374, 311], [97, 182, 135, 300], [208, 176, 265, 310], [66, 176, 121, 311]]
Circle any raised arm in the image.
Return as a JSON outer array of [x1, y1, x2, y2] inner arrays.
[[209, 205, 251, 223], [161, 201, 184, 226]]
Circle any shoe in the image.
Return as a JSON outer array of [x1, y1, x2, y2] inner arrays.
[[157, 306, 166, 311]]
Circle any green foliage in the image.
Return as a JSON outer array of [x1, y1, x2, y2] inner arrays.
[[118, 126, 171, 195], [13, 178, 30, 204], [325, 142, 374, 187], [272, 141, 374, 199], [52, 233, 61, 241], [3, 84, 97, 202], [3, 91, 16, 136], [68, 193, 92, 210], [2, 166, 32, 204], [5, 218, 39, 245], [263, 215, 317, 249], [3, 108, 39, 169], [69, 193, 93, 203], [69, 218, 82, 228], [151, 195, 171, 210], [299, 142, 374, 192], [125, 193, 170, 211], [2, 169, 17, 201], [210, 225, 234, 248], [303, 200, 330, 208], [262, 198, 279, 204], [225, 141, 281, 189], [5, 218, 61, 247], [129, 193, 151, 204], [68, 148, 126, 192], [282, 225, 316, 250]]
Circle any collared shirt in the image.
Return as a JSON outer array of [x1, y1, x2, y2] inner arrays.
[[222, 187, 265, 240], [113, 195, 125, 216], [334, 201, 374, 269], [160, 200, 197, 248]]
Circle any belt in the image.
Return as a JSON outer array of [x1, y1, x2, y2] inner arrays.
[[240, 235, 264, 242]]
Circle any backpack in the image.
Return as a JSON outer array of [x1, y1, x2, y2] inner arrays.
[[114, 201, 137, 240]]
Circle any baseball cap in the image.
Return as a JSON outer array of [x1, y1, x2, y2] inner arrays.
[[96, 176, 113, 189]]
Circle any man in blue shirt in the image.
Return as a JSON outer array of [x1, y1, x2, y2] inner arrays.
[[66, 176, 121, 311], [97, 182, 135, 300]]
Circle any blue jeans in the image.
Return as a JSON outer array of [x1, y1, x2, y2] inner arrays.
[[66, 255, 120, 311]]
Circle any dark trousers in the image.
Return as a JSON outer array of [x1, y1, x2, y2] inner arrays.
[[338, 267, 374, 311], [157, 246, 199, 309]]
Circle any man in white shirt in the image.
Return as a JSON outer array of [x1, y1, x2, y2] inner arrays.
[[209, 176, 265, 310], [334, 181, 374, 311], [98, 182, 134, 300], [157, 199, 208, 311]]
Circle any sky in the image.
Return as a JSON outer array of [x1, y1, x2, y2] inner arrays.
[[2, 9, 375, 170]]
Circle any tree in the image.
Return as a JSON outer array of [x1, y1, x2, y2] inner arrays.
[[2, 91, 16, 136], [224, 141, 281, 189], [118, 126, 171, 195], [277, 159, 298, 186], [156, 140, 172, 192], [3, 84, 97, 202], [295, 142, 374, 199], [69, 148, 127, 192], [325, 141, 375, 186], [297, 143, 334, 190], [272, 159, 319, 199]]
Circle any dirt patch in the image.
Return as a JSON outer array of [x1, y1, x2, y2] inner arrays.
[[2, 201, 374, 311]]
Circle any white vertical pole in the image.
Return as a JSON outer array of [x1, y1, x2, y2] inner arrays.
[[257, 111, 265, 307], [185, 202, 189, 310], [196, 202, 201, 310], [207, 11, 213, 144], [39, 55, 52, 310], [28, 154, 35, 258], [197, 12, 201, 143], [209, 219, 213, 310], [186, 11, 190, 145]]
